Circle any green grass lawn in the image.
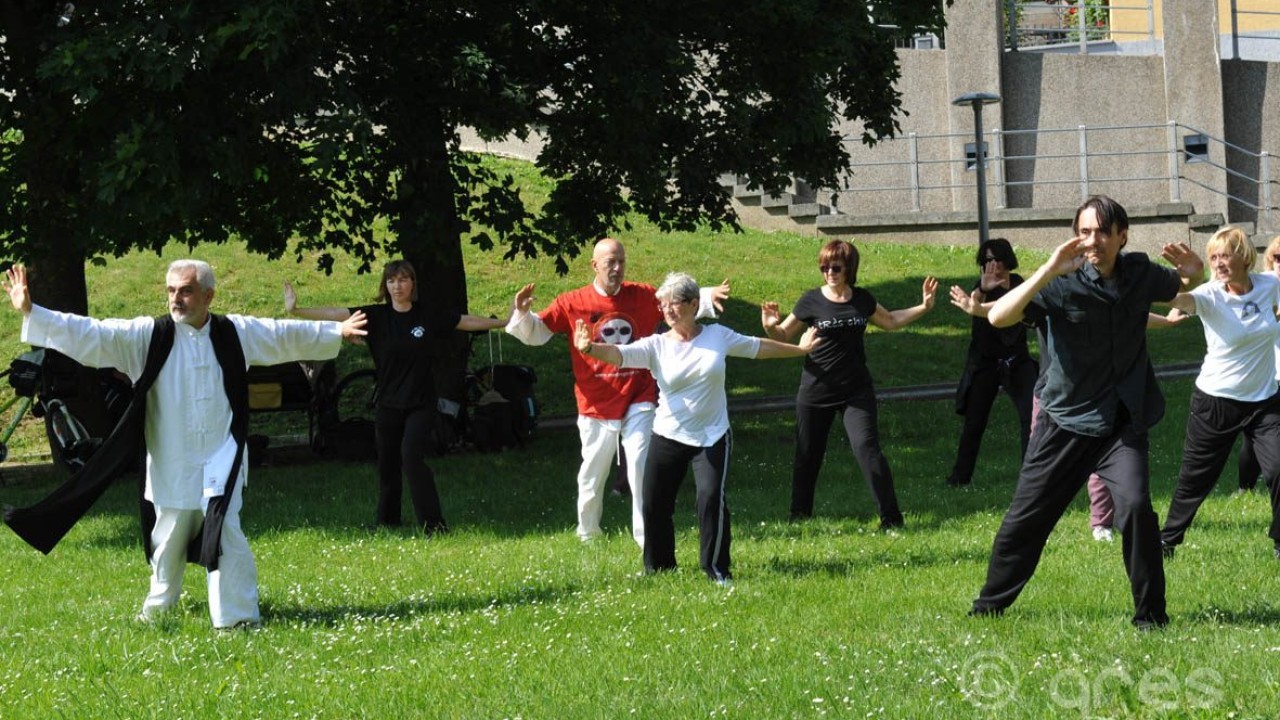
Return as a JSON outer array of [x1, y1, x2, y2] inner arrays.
[[0, 156, 1262, 718], [1, 378, 1276, 718]]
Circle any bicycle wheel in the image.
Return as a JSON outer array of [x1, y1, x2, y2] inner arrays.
[[330, 369, 378, 424]]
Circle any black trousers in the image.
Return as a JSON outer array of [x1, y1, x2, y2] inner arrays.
[[973, 409, 1167, 626], [375, 403, 446, 532], [1162, 388, 1280, 548], [948, 359, 1036, 484], [642, 432, 732, 581], [791, 387, 902, 526]]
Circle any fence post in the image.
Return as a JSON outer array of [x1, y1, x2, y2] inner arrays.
[[1077, 0, 1088, 54], [1006, 0, 1019, 51], [1263, 151, 1274, 232], [992, 127, 1007, 209], [1078, 125, 1090, 202], [909, 132, 921, 212], [1230, 0, 1240, 60], [1167, 121, 1182, 203]]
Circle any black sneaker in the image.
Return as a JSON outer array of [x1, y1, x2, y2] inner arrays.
[[1133, 615, 1169, 632], [945, 475, 971, 488], [1161, 542, 1176, 560], [879, 518, 905, 533], [968, 605, 1004, 619]]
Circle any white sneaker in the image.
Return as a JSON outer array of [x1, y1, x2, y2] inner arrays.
[[1092, 526, 1114, 542]]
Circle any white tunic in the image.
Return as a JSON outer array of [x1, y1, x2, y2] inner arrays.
[[23, 305, 343, 509]]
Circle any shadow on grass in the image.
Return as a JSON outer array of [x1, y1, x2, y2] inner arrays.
[[761, 546, 991, 579], [259, 582, 580, 628]]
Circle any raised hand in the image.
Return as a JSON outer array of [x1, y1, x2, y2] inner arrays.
[[949, 285, 983, 316], [709, 278, 731, 313], [760, 301, 781, 331], [573, 318, 592, 354], [921, 277, 939, 310], [282, 281, 298, 314], [979, 260, 1008, 292], [1160, 242, 1205, 282], [3, 265, 31, 315], [1047, 237, 1088, 277], [797, 326, 823, 353], [341, 309, 368, 345], [513, 283, 536, 314]]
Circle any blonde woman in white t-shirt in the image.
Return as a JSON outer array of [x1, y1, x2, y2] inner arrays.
[[1236, 233, 1280, 493], [574, 272, 819, 583], [1160, 226, 1280, 559]]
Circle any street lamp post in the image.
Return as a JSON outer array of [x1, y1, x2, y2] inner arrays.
[[952, 92, 1002, 245]]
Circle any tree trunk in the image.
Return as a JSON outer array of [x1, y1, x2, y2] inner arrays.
[[388, 105, 471, 406]]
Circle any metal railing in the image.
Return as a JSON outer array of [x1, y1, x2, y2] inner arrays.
[[822, 121, 1277, 232], [1226, 0, 1280, 60], [1005, 0, 1156, 54]]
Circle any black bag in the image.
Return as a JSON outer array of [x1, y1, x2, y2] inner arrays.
[[470, 393, 516, 453], [484, 364, 539, 445], [315, 418, 377, 463]]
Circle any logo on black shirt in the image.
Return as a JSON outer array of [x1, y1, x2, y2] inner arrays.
[[411, 325, 425, 338]]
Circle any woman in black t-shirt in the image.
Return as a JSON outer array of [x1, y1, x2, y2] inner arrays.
[[943, 238, 1036, 488], [762, 240, 937, 528], [285, 260, 509, 534]]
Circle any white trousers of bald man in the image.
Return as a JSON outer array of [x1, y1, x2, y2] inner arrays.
[[576, 402, 653, 547], [140, 475, 259, 628]]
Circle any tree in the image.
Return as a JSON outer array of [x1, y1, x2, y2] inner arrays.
[[2, 0, 950, 402]]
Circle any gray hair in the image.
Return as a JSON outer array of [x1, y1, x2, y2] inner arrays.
[[655, 272, 699, 304], [167, 260, 216, 291]]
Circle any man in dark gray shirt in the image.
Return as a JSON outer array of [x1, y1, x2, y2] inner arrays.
[[970, 195, 1203, 629]]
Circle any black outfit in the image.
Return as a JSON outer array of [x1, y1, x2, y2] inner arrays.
[[947, 276, 1037, 486], [642, 432, 733, 581], [788, 287, 902, 528], [1161, 389, 1280, 549], [972, 254, 1180, 628], [356, 302, 460, 532]]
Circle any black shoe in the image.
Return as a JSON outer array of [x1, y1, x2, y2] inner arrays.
[[789, 510, 812, 523], [968, 605, 1004, 619], [945, 475, 971, 488], [1161, 542, 1176, 560], [423, 521, 450, 538], [879, 518, 905, 533], [1133, 615, 1169, 632]]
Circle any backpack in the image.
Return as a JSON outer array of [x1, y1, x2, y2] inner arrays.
[[476, 364, 538, 447]]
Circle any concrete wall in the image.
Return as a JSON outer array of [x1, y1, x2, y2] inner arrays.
[[1222, 59, 1280, 235]]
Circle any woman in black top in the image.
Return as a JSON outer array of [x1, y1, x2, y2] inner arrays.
[[285, 260, 508, 534], [943, 238, 1036, 487], [762, 240, 937, 528]]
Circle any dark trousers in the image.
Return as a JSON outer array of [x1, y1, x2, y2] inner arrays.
[[1162, 389, 1280, 547], [791, 387, 902, 526], [973, 409, 1167, 626], [948, 359, 1036, 484], [642, 432, 732, 581], [375, 403, 446, 532]]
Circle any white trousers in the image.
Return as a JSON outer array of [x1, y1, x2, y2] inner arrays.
[[576, 403, 653, 547], [141, 481, 259, 628]]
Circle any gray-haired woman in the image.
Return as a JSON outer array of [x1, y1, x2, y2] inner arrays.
[[573, 272, 819, 583]]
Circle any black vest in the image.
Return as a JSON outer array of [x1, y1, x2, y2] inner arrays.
[[4, 313, 248, 571]]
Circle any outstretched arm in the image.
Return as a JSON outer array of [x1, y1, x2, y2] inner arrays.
[[283, 281, 353, 322], [695, 278, 731, 319], [340, 310, 368, 344], [574, 318, 623, 366], [755, 326, 822, 359], [949, 285, 990, 318], [1146, 308, 1191, 329], [870, 277, 938, 331]]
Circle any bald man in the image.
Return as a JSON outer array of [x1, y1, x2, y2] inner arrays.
[[508, 239, 728, 546]]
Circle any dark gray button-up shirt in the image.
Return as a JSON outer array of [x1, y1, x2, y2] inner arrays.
[[1027, 253, 1182, 436]]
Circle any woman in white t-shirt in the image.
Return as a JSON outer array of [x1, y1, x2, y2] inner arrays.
[[1236, 233, 1280, 492], [1159, 226, 1280, 559], [574, 272, 819, 583]]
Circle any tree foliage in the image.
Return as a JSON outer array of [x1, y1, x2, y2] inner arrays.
[[2, 0, 948, 394]]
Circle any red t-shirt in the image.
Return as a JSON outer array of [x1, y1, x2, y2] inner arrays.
[[538, 282, 663, 420]]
